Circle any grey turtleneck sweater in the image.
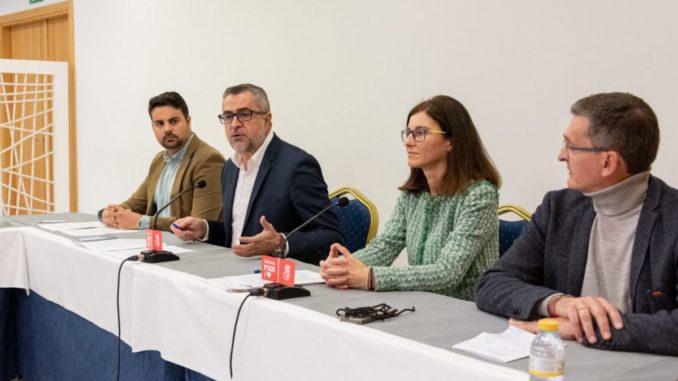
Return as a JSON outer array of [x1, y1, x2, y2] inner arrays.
[[580, 171, 650, 313]]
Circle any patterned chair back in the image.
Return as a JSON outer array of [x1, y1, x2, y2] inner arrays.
[[498, 204, 531, 257], [329, 187, 379, 253]]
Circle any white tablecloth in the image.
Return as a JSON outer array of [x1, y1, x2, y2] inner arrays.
[[1, 226, 528, 380]]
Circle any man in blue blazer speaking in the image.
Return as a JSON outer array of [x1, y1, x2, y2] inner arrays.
[[172, 84, 342, 265], [476, 92, 678, 356]]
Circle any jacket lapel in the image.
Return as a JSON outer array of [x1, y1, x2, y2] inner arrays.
[[568, 203, 596, 295], [146, 155, 165, 215], [170, 136, 200, 216], [222, 160, 239, 243], [629, 176, 659, 308], [243, 134, 280, 230]]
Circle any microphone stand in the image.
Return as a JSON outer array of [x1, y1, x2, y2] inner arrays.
[[263, 197, 349, 300], [263, 279, 310, 300], [139, 180, 206, 263]]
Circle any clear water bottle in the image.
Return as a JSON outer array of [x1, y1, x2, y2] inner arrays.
[[529, 318, 565, 381]]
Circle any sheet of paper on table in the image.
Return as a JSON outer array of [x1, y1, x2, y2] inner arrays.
[[452, 325, 535, 363], [80, 238, 193, 260], [208, 270, 324, 291], [38, 221, 104, 231], [39, 221, 137, 237]]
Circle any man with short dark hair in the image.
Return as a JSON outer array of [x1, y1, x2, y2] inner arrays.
[[99, 91, 224, 231], [476, 92, 678, 355], [172, 84, 343, 265]]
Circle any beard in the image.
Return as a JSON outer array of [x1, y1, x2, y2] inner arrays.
[[229, 135, 261, 155], [161, 134, 183, 150]]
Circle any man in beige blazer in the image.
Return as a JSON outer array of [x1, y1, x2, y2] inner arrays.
[[99, 91, 224, 231]]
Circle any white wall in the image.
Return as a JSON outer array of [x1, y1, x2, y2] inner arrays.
[[73, 0, 678, 229], [0, 0, 65, 16]]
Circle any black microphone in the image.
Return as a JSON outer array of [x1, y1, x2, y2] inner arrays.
[[272, 196, 349, 258], [264, 196, 349, 300], [139, 180, 207, 263], [151, 179, 206, 231]]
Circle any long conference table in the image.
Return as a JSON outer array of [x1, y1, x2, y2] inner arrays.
[[1, 214, 677, 381]]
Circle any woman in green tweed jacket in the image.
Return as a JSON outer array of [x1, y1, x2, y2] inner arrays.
[[320, 95, 501, 300]]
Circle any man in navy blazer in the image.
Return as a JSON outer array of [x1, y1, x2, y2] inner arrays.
[[172, 84, 342, 265], [476, 92, 678, 356]]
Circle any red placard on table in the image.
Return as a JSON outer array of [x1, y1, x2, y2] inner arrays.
[[146, 229, 163, 251], [260, 255, 296, 287]]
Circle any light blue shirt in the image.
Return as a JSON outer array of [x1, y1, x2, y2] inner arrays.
[[139, 134, 194, 229]]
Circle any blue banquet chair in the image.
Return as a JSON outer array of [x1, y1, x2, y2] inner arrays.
[[497, 204, 531, 257], [329, 187, 379, 253]]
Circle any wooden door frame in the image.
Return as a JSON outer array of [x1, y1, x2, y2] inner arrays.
[[0, 1, 78, 211]]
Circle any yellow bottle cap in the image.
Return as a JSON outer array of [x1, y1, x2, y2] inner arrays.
[[538, 318, 559, 332]]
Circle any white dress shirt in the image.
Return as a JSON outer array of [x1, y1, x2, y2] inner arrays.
[[230, 131, 274, 246]]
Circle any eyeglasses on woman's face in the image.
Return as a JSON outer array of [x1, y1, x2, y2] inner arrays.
[[401, 127, 447, 143]]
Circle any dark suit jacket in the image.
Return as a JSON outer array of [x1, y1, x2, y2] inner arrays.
[[476, 176, 678, 355], [207, 134, 343, 264]]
